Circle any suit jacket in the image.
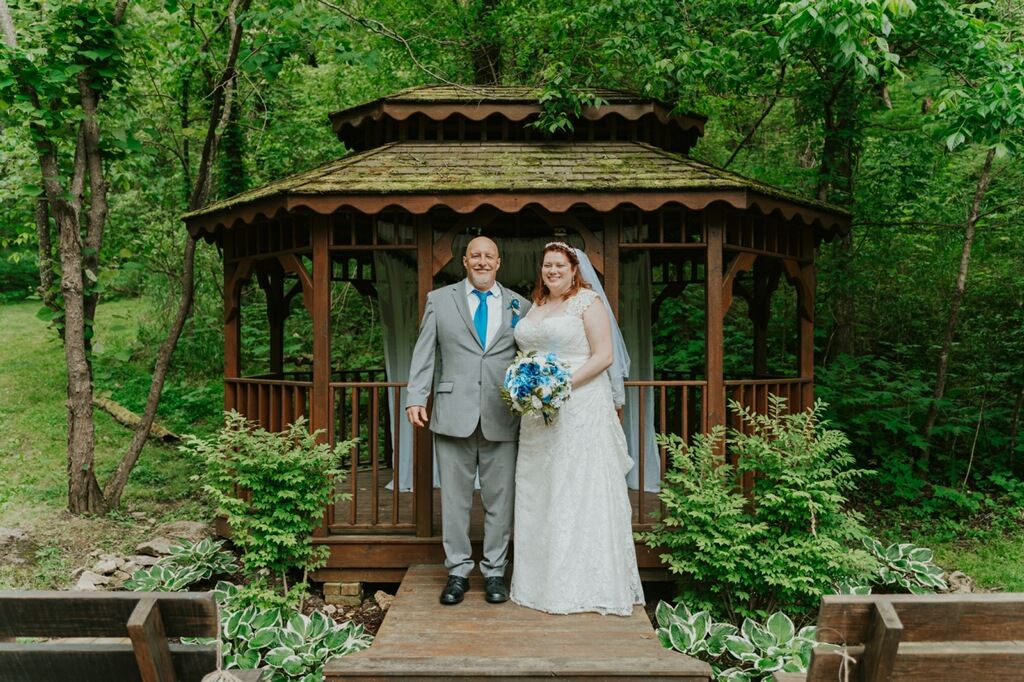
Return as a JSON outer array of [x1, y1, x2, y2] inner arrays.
[[405, 280, 531, 442]]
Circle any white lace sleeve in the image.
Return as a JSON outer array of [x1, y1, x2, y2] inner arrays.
[[567, 288, 599, 318]]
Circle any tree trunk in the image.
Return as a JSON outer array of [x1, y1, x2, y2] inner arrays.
[[920, 146, 996, 468], [34, 196, 56, 308], [471, 0, 500, 85]]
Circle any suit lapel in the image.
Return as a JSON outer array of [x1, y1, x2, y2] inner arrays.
[[484, 284, 514, 355], [452, 281, 484, 351]]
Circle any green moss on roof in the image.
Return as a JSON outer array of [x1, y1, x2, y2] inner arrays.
[[184, 141, 846, 220]]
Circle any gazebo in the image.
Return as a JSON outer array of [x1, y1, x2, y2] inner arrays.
[[183, 85, 849, 585]]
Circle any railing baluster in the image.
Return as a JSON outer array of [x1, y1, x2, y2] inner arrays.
[[327, 388, 336, 527], [659, 386, 667, 519], [637, 388, 645, 525], [350, 387, 359, 525], [371, 386, 379, 526], [392, 387, 401, 525]]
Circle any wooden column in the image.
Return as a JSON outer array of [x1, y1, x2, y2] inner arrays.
[[603, 214, 620, 318], [751, 261, 769, 377], [799, 227, 816, 411], [704, 208, 725, 437], [223, 261, 242, 413], [415, 217, 434, 538], [311, 217, 332, 537]]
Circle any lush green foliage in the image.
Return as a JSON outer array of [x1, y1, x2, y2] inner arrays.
[[642, 400, 875, 620], [182, 412, 353, 592], [656, 601, 816, 681], [862, 538, 948, 593]]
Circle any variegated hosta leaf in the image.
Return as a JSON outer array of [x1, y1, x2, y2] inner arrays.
[[655, 601, 674, 628], [765, 612, 795, 644]]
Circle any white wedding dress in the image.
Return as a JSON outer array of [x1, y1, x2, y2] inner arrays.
[[510, 288, 645, 616]]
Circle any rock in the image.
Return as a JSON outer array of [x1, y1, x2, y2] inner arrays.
[[947, 570, 975, 594], [129, 554, 161, 567], [374, 590, 394, 611], [152, 521, 210, 544], [121, 561, 138, 574], [113, 569, 131, 580], [70, 566, 87, 581], [0, 527, 27, 548], [136, 537, 174, 556], [74, 571, 111, 591], [323, 604, 337, 615], [92, 558, 120, 575], [88, 549, 102, 558]]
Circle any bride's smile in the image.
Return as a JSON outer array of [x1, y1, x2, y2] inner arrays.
[[542, 251, 574, 298]]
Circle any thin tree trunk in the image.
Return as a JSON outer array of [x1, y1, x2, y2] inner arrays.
[[920, 146, 996, 467], [34, 197, 56, 308]]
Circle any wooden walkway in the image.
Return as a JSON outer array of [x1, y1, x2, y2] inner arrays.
[[325, 564, 710, 681]]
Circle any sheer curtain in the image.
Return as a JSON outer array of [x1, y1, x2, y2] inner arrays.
[[375, 235, 657, 491]]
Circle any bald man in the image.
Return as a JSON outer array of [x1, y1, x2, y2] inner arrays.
[[406, 237, 531, 606]]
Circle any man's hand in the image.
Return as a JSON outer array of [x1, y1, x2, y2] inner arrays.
[[406, 405, 429, 428]]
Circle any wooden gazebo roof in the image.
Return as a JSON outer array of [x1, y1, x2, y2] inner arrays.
[[184, 141, 849, 237]]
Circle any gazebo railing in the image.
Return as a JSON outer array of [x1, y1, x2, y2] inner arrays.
[[225, 376, 311, 432], [623, 380, 705, 527]]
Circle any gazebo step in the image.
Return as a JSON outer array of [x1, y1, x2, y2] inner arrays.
[[324, 564, 710, 681]]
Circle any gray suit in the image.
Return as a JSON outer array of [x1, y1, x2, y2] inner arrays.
[[406, 280, 530, 578]]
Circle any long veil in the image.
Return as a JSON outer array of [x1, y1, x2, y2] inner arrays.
[[574, 248, 630, 408]]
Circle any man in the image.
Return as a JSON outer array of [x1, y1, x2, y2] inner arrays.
[[406, 236, 530, 605]]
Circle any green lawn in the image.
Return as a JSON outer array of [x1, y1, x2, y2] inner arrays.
[[0, 298, 211, 589]]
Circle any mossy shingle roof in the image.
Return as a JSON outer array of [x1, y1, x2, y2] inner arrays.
[[184, 141, 845, 222]]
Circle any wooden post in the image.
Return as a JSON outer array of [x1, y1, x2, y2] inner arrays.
[[704, 208, 726, 439], [415, 217, 434, 538], [126, 598, 176, 682], [752, 260, 769, 378], [223, 261, 242, 413], [603, 214, 620, 319], [799, 227, 816, 411], [311, 216, 332, 536]]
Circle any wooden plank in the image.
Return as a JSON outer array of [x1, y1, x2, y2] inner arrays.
[[127, 598, 177, 682], [816, 594, 1024, 643], [0, 592, 217, 638], [858, 600, 903, 682], [414, 217, 433, 538], [809, 641, 1024, 682], [704, 208, 725, 438], [0, 642, 217, 682]]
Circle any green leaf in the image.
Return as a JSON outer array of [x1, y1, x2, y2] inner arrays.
[[263, 646, 295, 667], [725, 635, 755, 658]]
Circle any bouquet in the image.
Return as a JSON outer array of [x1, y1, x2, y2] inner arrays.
[[501, 351, 572, 425]]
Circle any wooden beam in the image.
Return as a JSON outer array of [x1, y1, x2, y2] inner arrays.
[[277, 252, 314, 315], [126, 598, 176, 682], [721, 251, 757, 316], [415, 217, 434, 538], [859, 600, 903, 682], [603, 214, 620, 318], [704, 208, 726, 438], [311, 217, 332, 536]]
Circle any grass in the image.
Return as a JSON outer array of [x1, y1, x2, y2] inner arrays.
[[919, 532, 1024, 592], [0, 298, 212, 589]]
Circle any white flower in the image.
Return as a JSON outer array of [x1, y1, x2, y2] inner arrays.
[[531, 395, 543, 409]]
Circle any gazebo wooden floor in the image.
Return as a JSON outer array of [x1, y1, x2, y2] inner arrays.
[[324, 564, 711, 681]]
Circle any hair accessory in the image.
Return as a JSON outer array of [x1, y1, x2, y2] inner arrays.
[[544, 241, 575, 252]]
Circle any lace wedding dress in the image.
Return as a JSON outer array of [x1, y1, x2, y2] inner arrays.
[[510, 288, 645, 616]]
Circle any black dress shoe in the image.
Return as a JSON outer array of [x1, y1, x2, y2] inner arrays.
[[484, 576, 510, 603], [440, 575, 470, 605]]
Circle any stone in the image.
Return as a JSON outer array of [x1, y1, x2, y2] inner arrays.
[[323, 594, 362, 607], [136, 537, 174, 556], [92, 558, 120, 575], [74, 571, 111, 591], [70, 566, 87, 581], [152, 520, 210, 544], [129, 554, 161, 566], [323, 604, 338, 615], [113, 569, 131, 580], [373, 590, 394, 611], [947, 570, 975, 594], [121, 561, 138, 574]]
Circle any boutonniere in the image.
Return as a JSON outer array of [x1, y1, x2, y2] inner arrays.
[[509, 298, 522, 328]]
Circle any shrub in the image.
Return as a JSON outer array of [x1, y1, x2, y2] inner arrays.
[[182, 412, 354, 599], [862, 538, 948, 593], [641, 398, 875, 620]]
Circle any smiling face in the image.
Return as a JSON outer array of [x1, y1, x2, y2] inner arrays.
[[541, 249, 576, 298], [463, 236, 501, 291]]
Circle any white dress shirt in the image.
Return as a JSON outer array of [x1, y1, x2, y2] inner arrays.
[[465, 280, 503, 350]]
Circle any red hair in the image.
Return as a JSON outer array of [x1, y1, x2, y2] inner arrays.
[[531, 242, 592, 304]]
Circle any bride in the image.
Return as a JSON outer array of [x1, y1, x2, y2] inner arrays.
[[510, 241, 645, 616]]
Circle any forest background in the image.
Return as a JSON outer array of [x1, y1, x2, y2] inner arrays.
[[1, 0, 1023, 590]]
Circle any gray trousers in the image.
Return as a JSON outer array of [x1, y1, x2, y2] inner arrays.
[[434, 425, 516, 578]]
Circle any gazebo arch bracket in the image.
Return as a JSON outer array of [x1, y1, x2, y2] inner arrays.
[[277, 253, 315, 316]]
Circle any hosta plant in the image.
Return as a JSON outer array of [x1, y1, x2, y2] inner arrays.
[[717, 613, 816, 681], [863, 538, 948, 593], [124, 538, 237, 592], [656, 601, 816, 682], [184, 589, 372, 681]]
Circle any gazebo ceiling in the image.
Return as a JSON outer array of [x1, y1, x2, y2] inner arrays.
[[183, 140, 850, 238], [328, 85, 707, 153]]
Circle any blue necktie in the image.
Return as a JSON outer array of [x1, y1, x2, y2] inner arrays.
[[472, 289, 491, 348]]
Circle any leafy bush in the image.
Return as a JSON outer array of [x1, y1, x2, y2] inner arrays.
[[641, 398, 875, 620], [862, 538, 948, 593], [182, 412, 354, 598], [124, 538, 237, 591], [656, 601, 816, 681], [184, 581, 372, 681]]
